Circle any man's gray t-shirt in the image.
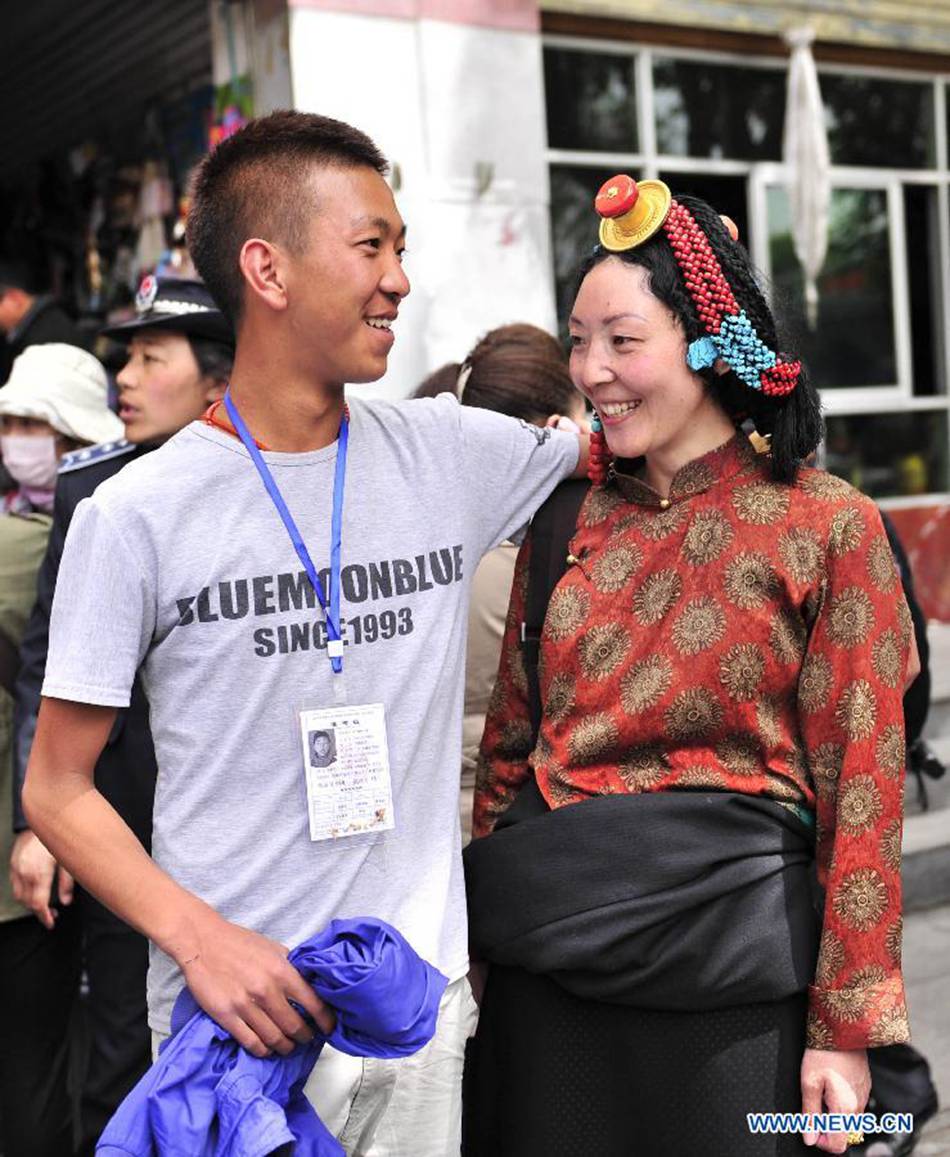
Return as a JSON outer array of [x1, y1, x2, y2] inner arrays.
[[43, 394, 577, 1031]]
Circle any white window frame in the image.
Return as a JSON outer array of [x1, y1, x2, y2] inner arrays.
[[749, 165, 910, 406]]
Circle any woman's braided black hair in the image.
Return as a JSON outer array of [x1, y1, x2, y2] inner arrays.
[[574, 193, 823, 483]]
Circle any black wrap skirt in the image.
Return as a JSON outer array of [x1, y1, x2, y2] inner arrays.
[[462, 786, 820, 1156]]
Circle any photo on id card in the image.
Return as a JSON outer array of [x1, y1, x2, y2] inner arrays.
[[298, 702, 395, 841]]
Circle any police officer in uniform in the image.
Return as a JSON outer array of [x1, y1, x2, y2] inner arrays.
[[10, 277, 233, 1154]]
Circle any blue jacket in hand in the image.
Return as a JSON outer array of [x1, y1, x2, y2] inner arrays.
[[97, 918, 448, 1156]]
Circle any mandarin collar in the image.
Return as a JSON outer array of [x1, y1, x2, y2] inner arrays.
[[610, 432, 760, 508]]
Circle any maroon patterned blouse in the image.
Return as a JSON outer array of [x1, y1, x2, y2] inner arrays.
[[473, 434, 910, 1051]]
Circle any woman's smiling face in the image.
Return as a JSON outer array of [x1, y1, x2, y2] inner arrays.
[[568, 256, 718, 464]]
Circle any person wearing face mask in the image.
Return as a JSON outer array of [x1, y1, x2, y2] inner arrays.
[[5, 278, 232, 1157], [0, 345, 119, 513], [0, 343, 123, 1157]]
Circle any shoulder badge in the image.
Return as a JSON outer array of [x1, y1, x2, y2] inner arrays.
[[59, 439, 136, 475]]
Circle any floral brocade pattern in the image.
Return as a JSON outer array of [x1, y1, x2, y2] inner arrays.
[[473, 435, 911, 1051]]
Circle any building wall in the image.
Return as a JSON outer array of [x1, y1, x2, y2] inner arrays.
[[287, 0, 556, 399]]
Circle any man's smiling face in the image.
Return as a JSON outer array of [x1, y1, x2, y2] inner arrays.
[[284, 165, 410, 391]]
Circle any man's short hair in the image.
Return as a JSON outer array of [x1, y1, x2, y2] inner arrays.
[[186, 110, 389, 325]]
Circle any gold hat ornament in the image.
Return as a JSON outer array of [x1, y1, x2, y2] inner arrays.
[[595, 175, 673, 251]]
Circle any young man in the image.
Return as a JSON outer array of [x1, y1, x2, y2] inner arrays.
[[308, 729, 336, 769], [23, 111, 583, 1153]]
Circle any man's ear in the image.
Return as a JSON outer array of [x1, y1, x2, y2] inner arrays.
[[239, 238, 288, 315]]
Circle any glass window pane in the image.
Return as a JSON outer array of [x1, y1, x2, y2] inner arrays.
[[904, 184, 943, 396], [767, 185, 896, 388], [656, 171, 749, 242], [824, 410, 949, 498], [820, 75, 935, 169], [549, 164, 637, 334], [653, 58, 785, 160], [544, 48, 637, 153]]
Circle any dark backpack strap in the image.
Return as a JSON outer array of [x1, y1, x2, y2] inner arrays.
[[523, 479, 590, 741]]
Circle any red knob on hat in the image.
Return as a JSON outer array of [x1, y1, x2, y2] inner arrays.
[[595, 175, 639, 220]]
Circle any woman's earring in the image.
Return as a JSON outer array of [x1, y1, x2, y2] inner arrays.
[[588, 412, 610, 486]]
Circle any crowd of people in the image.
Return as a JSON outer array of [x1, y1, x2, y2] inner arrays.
[[0, 109, 939, 1156]]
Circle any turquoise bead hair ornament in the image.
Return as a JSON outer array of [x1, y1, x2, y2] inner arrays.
[[686, 311, 777, 392]]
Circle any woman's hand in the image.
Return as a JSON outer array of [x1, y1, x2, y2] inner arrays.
[[800, 1047, 870, 1153]]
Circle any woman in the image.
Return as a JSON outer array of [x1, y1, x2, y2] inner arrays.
[[105, 275, 234, 444], [415, 323, 586, 841], [465, 179, 910, 1156]]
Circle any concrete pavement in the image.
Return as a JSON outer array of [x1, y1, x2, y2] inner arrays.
[[902, 903, 950, 1153]]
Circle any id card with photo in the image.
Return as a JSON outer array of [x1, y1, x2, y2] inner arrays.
[[298, 703, 395, 842]]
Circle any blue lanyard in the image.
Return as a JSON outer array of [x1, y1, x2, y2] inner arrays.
[[224, 389, 349, 675]]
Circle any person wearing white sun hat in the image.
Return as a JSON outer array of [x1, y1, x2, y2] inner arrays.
[[0, 342, 124, 515]]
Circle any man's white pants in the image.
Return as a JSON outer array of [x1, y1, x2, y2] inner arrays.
[[305, 976, 477, 1156], [152, 975, 477, 1156]]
